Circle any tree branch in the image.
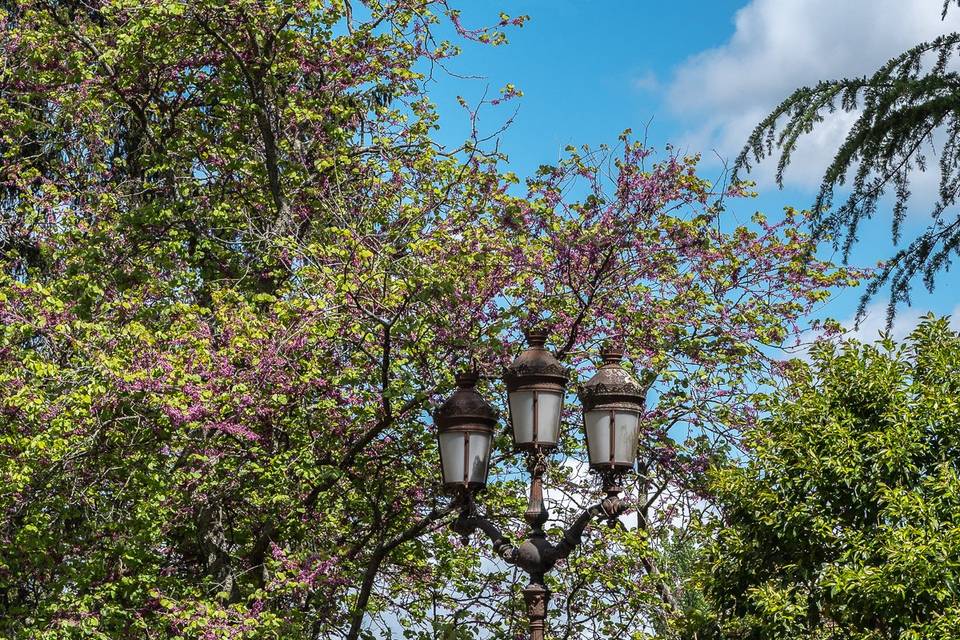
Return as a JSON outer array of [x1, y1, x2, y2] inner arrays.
[[345, 505, 455, 640]]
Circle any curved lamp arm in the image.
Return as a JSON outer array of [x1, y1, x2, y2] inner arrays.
[[451, 508, 519, 564], [553, 493, 627, 562], [450, 488, 627, 570]]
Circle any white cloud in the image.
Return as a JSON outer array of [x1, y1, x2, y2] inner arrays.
[[843, 300, 928, 343], [841, 299, 960, 343], [667, 0, 960, 189], [630, 69, 660, 93]]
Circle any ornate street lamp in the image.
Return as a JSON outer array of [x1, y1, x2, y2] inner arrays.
[[434, 330, 646, 640], [434, 370, 497, 492], [503, 327, 568, 451], [503, 327, 569, 544], [579, 342, 644, 479]]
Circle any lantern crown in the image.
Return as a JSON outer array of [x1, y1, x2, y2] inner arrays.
[[434, 369, 498, 429], [578, 342, 644, 411], [503, 327, 569, 392]]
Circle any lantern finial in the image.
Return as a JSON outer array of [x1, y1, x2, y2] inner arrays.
[[455, 368, 479, 388], [523, 326, 549, 348], [600, 340, 624, 365]]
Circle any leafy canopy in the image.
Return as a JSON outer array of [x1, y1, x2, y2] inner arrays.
[[696, 316, 960, 639], [0, 0, 862, 638]]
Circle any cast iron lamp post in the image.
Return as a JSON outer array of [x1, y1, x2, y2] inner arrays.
[[433, 328, 645, 640]]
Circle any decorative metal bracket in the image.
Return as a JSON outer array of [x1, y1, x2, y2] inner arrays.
[[450, 450, 629, 640]]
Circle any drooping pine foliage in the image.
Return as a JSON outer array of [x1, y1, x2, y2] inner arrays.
[[734, 1, 960, 322]]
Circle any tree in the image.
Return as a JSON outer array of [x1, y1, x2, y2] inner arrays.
[[0, 1, 862, 638], [695, 316, 960, 639], [734, 0, 960, 320]]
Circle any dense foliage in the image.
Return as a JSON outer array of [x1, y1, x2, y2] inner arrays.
[[696, 316, 960, 639], [734, 0, 960, 318], [0, 1, 862, 638]]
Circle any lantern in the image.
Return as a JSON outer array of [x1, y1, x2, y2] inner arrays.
[[579, 343, 644, 471], [434, 370, 497, 491], [503, 328, 570, 451]]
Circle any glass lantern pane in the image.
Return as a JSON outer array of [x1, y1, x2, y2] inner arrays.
[[439, 430, 467, 485], [508, 390, 535, 445], [467, 432, 492, 486], [535, 390, 564, 445], [584, 409, 612, 466], [613, 411, 640, 466]]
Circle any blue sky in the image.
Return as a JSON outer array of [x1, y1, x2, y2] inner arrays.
[[424, 0, 960, 340]]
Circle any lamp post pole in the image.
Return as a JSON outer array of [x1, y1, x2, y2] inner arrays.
[[434, 330, 645, 640]]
